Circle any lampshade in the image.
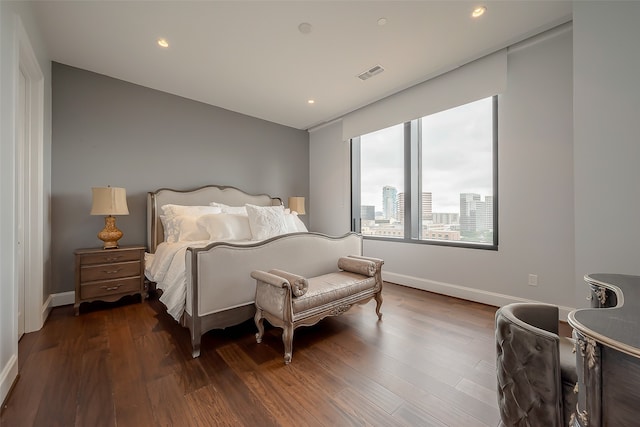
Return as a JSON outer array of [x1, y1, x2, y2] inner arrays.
[[90, 187, 129, 249], [90, 187, 129, 216], [288, 197, 306, 215]]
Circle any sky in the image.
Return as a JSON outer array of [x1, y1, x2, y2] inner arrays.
[[359, 97, 493, 214]]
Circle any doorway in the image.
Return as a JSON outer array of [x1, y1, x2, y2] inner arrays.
[[15, 17, 46, 338]]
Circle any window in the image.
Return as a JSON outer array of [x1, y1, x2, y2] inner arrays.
[[351, 96, 497, 249], [354, 124, 405, 238]]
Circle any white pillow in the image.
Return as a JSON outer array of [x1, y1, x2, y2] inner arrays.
[[160, 205, 222, 242], [209, 202, 247, 215], [284, 212, 308, 233], [161, 204, 222, 217], [197, 213, 252, 241], [164, 215, 210, 242], [245, 204, 289, 240]]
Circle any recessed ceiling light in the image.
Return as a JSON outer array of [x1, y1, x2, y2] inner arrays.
[[377, 18, 387, 26], [307, 99, 315, 105], [472, 6, 487, 18], [298, 23, 312, 34], [157, 38, 169, 48]]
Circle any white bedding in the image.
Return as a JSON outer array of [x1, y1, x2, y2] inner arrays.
[[145, 239, 256, 321], [146, 240, 204, 320], [146, 202, 307, 321]]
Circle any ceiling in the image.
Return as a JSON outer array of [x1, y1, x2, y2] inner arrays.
[[32, 1, 572, 130]]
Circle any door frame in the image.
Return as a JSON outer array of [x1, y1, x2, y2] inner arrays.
[[15, 15, 46, 334]]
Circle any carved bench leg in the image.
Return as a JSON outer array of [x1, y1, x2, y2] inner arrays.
[[375, 291, 383, 320], [255, 308, 265, 343], [282, 323, 294, 365]]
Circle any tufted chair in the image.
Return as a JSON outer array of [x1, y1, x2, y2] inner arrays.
[[495, 303, 577, 427]]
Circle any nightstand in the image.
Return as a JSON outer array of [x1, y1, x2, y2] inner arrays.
[[74, 245, 146, 315]]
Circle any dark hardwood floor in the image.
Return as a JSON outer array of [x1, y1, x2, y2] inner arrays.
[[2, 283, 513, 427]]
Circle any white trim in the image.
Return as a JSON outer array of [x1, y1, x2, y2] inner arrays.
[[0, 354, 18, 407], [50, 291, 75, 308], [383, 271, 575, 321], [42, 293, 53, 320], [15, 15, 46, 333]]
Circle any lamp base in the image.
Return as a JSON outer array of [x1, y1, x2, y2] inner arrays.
[[98, 215, 123, 249]]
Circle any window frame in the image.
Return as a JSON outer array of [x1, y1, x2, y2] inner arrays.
[[351, 96, 499, 250]]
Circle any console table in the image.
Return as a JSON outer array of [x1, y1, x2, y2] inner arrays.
[[567, 273, 640, 427]]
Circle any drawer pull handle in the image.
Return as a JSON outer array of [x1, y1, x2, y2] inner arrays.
[[104, 256, 122, 262], [102, 269, 122, 274], [101, 285, 123, 291]]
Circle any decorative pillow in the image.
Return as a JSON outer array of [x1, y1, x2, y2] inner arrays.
[[245, 204, 289, 240], [269, 269, 309, 297], [209, 202, 247, 215], [338, 257, 376, 277], [160, 204, 222, 242], [283, 212, 307, 233], [163, 215, 209, 242], [161, 204, 222, 218], [196, 213, 252, 241], [293, 215, 307, 232]]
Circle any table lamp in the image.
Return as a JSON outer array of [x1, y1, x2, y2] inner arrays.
[[90, 186, 129, 249], [288, 197, 306, 215]]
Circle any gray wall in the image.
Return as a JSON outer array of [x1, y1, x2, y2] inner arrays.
[[52, 63, 308, 294], [310, 24, 576, 313], [573, 2, 640, 296]]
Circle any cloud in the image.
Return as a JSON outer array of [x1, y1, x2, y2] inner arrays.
[[358, 97, 493, 213]]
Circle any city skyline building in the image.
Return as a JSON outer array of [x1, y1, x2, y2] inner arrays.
[[382, 186, 398, 221], [361, 205, 375, 221], [460, 193, 480, 232], [396, 192, 432, 223], [460, 193, 493, 233]]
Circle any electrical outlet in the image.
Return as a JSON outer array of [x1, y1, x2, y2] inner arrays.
[[528, 274, 538, 286]]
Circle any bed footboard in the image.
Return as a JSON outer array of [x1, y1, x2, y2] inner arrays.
[[184, 231, 363, 357]]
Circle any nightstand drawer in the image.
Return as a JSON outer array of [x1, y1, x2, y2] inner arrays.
[[80, 260, 141, 282], [80, 250, 141, 266], [81, 276, 142, 299]]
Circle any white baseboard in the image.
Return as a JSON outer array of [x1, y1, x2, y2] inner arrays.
[[41, 294, 53, 326], [50, 291, 74, 307], [383, 271, 575, 321], [0, 354, 18, 407], [48, 274, 576, 321]]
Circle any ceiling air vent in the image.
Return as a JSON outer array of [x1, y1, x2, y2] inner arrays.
[[357, 64, 385, 81]]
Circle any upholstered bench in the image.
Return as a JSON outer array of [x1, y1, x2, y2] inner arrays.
[[251, 255, 384, 364]]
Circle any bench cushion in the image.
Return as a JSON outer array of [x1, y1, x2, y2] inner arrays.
[[292, 271, 376, 314]]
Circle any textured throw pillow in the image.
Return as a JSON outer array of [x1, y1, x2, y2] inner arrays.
[[196, 213, 252, 241], [245, 204, 289, 240]]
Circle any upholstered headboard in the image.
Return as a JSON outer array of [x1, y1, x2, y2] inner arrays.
[[147, 185, 282, 253]]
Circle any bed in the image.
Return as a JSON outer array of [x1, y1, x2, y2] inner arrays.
[[145, 185, 362, 357]]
